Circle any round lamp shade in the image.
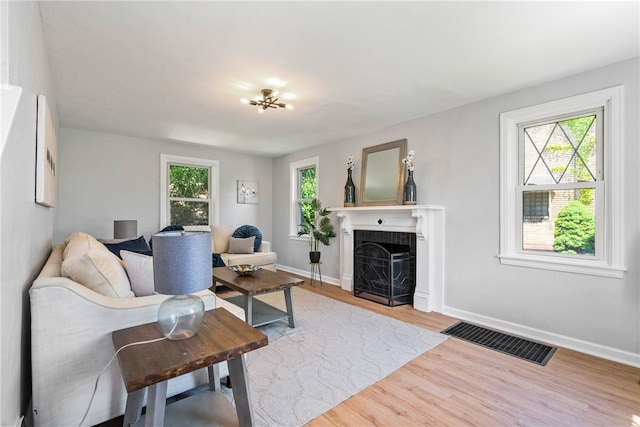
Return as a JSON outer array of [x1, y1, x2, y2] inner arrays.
[[152, 231, 212, 295], [152, 231, 212, 340]]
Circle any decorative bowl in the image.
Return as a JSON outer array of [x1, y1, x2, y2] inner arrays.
[[229, 264, 260, 276]]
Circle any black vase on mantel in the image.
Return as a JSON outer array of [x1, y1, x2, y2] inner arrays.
[[403, 170, 417, 205], [344, 169, 356, 207]]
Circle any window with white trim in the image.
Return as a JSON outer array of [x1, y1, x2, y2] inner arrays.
[[290, 157, 318, 237], [160, 154, 219, 228], [499, 87, 625, 278]]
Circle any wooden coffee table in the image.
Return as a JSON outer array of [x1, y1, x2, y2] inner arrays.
[[213, 267, 304, 328]]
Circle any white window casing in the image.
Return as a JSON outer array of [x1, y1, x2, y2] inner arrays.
[[499, 86, 625, 278]]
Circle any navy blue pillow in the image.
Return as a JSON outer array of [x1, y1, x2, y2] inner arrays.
[[232, 225, 262, 252], [103, 236, 150, 259], [212, 253, 226, 267]]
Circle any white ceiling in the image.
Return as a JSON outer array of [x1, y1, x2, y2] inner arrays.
[[38, 1, 639, 157]]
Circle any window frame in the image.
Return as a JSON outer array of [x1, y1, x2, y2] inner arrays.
[[160, 154, 219, 228], [289, 156, 319, 238], [517, 108, 603, 259], [499, 86, 625, 278]]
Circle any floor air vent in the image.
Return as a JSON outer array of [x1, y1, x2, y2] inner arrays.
[[441, 321, 556, 366]]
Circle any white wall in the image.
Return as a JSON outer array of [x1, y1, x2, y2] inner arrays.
[[56, 128, 273, 244], [0, 2, 58, 425], [272, 58, 640, 365]]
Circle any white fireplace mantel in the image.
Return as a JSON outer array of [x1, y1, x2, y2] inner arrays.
[[328, 205, 445, 313]]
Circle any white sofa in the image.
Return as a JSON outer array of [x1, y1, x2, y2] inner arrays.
[[183, 224, 277, 271], [30, 233, 245, 427]]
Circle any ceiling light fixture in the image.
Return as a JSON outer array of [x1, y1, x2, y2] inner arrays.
[[241, 89, 294, 114]]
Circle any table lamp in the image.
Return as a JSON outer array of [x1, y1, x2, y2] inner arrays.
[[113, 220, 137, 239], [152, 231, 212, 340]]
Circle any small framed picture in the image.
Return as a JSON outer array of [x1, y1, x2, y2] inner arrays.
[[237, 180, 259, 204]]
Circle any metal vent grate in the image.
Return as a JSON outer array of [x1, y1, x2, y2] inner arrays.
[[442, 322, 557, 366]]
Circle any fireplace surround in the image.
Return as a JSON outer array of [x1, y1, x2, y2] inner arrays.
[[329, 205, 444, 313]]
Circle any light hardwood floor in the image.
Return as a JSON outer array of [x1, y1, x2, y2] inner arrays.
[[100, 279, 640, 427], [301, 282, 640, 427]]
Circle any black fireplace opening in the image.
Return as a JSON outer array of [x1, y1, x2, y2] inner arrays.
[[353, 230, 416, 307]]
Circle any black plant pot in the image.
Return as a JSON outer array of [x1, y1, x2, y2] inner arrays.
[[309, 251, 321, 263]]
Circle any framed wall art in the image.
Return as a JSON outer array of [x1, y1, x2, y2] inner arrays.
[[237, 180, 259, 204], [35, 95, 57, 208]]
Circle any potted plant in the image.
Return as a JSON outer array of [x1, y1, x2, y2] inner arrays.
[[297, 198, 336, 263]]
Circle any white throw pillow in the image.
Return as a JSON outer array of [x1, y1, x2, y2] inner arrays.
[[212, 224, 240, 253], [121, 250, 155, 297], [61, 233, 133, 298]]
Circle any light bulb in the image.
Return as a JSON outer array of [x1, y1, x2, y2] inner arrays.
[[258, 108, 264, 114], [240, 98, 249, 104], [286, 104, 294, 110]]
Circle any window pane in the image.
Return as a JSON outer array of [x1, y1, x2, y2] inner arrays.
[[299, 201, 314, 227], [523, 115, 597, 185], [170, 201, 209, 225], [522, 189, 595, 255], [298, 167, 316, 199], [169, 165, 209, 198]]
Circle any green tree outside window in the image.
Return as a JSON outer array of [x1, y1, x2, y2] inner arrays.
[[169, 165, 210, 225]]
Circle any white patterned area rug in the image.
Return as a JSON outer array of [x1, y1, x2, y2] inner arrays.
[[221, 287, 448, 427]]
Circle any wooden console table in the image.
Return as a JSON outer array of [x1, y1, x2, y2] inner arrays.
[[112, 308, 268, 427]]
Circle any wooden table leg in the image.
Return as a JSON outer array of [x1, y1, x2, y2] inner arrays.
[[145, 381, 167, 427], [245, 295, 253, 325], [208, 364, 221, 391], [228, 354, 255, 427], [122, 388, 145, 426], [284, 288, 295, 328]]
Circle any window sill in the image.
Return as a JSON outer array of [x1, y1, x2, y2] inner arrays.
[[498, 253, 626, 278]]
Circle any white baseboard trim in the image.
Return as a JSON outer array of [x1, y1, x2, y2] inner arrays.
[[443, 306, 640, 368], [275, 264, 341, 287]]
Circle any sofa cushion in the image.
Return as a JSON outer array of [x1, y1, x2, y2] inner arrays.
[[228, 236, 256, 254], [61, 233, 133, 298], [212, 224, 239, 253], [121, 250, 155, 297], [232, 225, 262, 252], [221, 251, 277, 267], [183, 226, 214, 252], [182, 225, 212, 233], [100, 236, 151, 259]]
